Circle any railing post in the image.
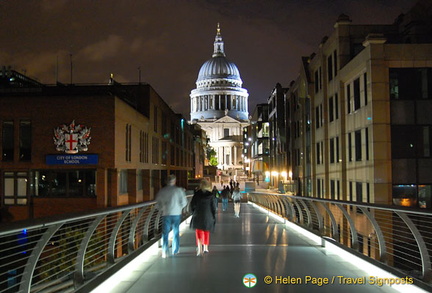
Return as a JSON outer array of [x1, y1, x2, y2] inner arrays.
[[396, 211, 432, 282], [335, 204, 358, 250], [359, 207, 388, 263], [128, 206, 149, 254], [108, 210, 132, 264], [74, 215, 106, 288], [143, 206, 157, 241], [19, 224, 62, 293], [317, 202, 339, 241]]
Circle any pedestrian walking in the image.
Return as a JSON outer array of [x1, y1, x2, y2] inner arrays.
[[212, 186, 220, 211], [221, 186, 230, 211], [155, 174, 188, 258], [231, 186, 242, 218], [190, 179, 216, 256]]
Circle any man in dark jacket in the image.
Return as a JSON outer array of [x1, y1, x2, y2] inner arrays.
[[221, 186, 230, 211]]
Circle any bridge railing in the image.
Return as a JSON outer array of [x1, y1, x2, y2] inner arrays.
[[0, 197, 192, 293], [248, 192, 432, 288]]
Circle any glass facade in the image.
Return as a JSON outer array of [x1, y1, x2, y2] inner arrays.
[[32, 170, 96, 198]]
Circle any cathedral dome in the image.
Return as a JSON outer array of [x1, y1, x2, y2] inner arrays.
[[190, 24, 249, 122], [197, 56, 241, 82]]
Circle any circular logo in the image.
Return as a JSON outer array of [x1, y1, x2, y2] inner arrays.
[[243, 273, 257, 288]]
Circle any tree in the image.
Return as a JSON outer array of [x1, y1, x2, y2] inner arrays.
[[206, 146, 218, 167]]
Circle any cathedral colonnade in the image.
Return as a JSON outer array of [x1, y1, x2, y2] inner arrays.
[[191, 94, 248, 112]]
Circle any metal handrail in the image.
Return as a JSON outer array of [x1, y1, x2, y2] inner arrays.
[[2, 192, 431, 292], [247, 192, 432, 288], [0, 197, 192, 293]]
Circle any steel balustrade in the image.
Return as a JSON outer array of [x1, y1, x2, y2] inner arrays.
[[1, 192, 432, 292], [248, 192, 432, 287], [0, 197, 192, 293]]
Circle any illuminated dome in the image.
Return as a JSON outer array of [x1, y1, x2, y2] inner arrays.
[[197, 56, 241, 83], [190, 24, 249, 121]]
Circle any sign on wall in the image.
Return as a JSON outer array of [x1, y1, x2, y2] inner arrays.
[[46, 154, 99, 165], [53, 120, 91, 154]]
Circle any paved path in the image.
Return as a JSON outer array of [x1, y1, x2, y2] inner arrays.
[[101, 203, 407, 293]]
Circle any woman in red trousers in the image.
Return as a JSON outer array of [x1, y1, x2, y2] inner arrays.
[[190, 179, 216, 256]]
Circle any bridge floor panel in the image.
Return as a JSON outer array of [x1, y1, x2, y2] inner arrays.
[[105, 203, 397, 293]]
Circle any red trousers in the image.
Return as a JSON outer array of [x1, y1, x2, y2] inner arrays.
[[195, 229, 210, 245]]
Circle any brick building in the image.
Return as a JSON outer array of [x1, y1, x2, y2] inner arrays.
[[0, 70, 197, 222]]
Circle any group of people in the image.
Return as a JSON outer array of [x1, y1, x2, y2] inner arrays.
[[156, 175, 242, 258], [214, 185, 242, 216]]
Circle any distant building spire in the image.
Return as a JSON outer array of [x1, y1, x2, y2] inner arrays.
[[213, 23, 225, 57]]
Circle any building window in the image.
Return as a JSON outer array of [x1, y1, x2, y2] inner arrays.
[[140, 131, 143, 163], [355, 130, 362, 161], [119, 170, 128, 194], [2, 121, 14, 161], [137, 170, 143, 190], [356, 182, 363, 202], [316, 141, 324, 165], [328, 55, 333, 82], [363, 73, 368, 106], [389, 68, 432, 100], [348, 133, 352, 162], [366, 183, 370, 203], [329, 96, 334, 122], [224, 128, 229, 137], [391, 125, 432, 158], [347, 84, 351, 114], [4, 171, 27, 205], [336, 136, 340, 163], [330, 138, 335, 164], [314, 68, 322, 93], [335, 94, 339, 120], [144, 132, 149, 163], [154, 106, 158, 132], [315, 104, 323, 129], [125, 124, 131, 162], [32, 170, 96, 197], [333, 50, 338, 76], [330, 180, 335, 199], [19, 120, 31, 161], [354, 78, 361, 111], [365, 128, 369, 160], [152, 137, 159, 164]]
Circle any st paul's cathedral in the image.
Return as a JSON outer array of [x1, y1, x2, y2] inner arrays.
[[190, 24, 250, 173]]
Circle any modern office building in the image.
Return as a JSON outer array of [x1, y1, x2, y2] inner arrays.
[[285, 0, 432, 208], [243, 103, 270, 185], [0, 70, 197, 221], [190, 24, 250, 175]]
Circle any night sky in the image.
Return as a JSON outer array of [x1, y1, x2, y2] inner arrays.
[[1, 0, 418, 118]]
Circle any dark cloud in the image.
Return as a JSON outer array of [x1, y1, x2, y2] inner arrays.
[[1, 0, 418, 118]]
